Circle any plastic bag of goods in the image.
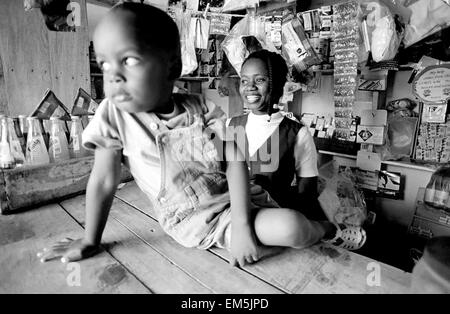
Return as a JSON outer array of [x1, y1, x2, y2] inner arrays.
[[221, 14, 278, 74], [221, 0, 259, 12], [360, 0, 403, 62], [281, 13, 321, 72], [317, 161, 368, 226]]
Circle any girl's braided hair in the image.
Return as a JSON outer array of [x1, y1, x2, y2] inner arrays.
[[242, 50, 288, 117]]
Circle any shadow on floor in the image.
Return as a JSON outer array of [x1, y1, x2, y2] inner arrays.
[[355, 218, 427, 273]]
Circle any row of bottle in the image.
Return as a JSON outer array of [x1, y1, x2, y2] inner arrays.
[[0, 115, 92, 169], [424, 166, 450, 212]]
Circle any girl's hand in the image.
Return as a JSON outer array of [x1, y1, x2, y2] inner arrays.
[[37, 238, 100, 263], [230, 224, 261, 267]]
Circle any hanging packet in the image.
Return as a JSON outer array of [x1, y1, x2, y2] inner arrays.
[[359, 0, 403, 62], [221, 0, 259, 12], [190, 16, 210, 50], [403, 0, 450, 48], [222, 15, 278, 74], [281, 13, 321, 72], [174, 8, 198, 76]]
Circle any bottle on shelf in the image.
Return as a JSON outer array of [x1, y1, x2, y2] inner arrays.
[[25, 117, 50, 166], [434, 168, 450, 209], [424, 166, 450, 210], [6, 117, 25, 167], [12, 117, 26, 154], [0, 117, 15, 169], [48, 117, 70, 163], [39, 119, 50, 149], [18, 115, 28, 141], [69, 115, 87, 158]]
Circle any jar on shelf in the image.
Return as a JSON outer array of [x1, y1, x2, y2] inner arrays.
[[423, 166, 450, 212]]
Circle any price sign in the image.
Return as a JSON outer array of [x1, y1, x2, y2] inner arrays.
[[412, 64, 450, 104]]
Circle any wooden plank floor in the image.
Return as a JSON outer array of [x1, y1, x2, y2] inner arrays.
[[0, 180, 412, 294], [0, 203, 149, 294], [115, 182, 412, 294]]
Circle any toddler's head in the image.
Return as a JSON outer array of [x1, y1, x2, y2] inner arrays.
[[239, 50, 288, 115], [93, 3, 181, 113]]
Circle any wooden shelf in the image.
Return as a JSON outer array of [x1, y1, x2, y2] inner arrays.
[[178, 77, 210, 82], [398, 65, 414, 71], [318, 150, 436, 172], [313, 69, 334, 75], [318, 150, 356, 160]]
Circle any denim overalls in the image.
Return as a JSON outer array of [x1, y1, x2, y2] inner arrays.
[[138, 95, 277, 250]]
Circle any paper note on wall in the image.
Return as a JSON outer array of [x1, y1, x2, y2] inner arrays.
[[356, 150, 382, 172]]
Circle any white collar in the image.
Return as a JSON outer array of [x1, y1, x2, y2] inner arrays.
[[248, 111, 284, 123]]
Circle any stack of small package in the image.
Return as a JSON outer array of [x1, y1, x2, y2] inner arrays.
[[415, 103, 450, 163]]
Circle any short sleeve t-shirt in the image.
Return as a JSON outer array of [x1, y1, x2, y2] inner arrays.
[[82, 94, 227, 198]]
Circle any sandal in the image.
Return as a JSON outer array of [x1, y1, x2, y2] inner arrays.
[[323, 223, 367, 251]]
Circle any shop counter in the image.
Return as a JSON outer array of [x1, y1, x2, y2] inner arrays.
[[0, 181, 411, 294]]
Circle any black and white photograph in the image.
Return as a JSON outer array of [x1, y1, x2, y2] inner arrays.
[[0, 0, 449, 300]]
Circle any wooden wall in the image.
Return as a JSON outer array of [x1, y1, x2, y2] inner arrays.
[[0, 0, 90, 116], [0, 55, 8, 115]]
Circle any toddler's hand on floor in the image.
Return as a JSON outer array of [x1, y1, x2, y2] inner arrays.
[[230, 225, 261, 267], [37, 238, 100, 263]]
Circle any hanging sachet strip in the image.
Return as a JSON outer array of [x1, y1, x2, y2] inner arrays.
[[332, 1, 360, 142]]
